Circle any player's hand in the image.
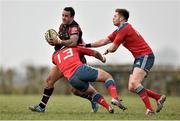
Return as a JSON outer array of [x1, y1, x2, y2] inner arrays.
[[47, 36, 62, 45], [45, 29, 62, 45], [103, 49, 109, 55], [101, 55, 106, 63], [54, 36, 62, 44]]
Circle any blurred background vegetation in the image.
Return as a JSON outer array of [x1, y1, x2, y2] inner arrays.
[[0, 64, 180, 96]]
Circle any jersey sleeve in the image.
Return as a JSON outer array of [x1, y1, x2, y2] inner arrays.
[[108, 32, 116, 42], [69, 26, 80, 35], [113, 32, 127, 45], [113, 33, 124, 45], [77, 46, 95, 56]]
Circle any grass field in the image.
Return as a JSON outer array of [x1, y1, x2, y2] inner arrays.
[[0, 95, 180, 120]]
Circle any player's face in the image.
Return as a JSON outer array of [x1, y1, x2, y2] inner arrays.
[[62, 10, 74, 24], [113, 12, 121, 26]]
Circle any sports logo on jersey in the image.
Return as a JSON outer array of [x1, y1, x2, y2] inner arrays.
[[136, 61, 141, 65], [70, 27, 79, 34]]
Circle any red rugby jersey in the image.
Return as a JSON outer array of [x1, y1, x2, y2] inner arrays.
[[108, 23, 153, 58], [52, 46, 95, 80]]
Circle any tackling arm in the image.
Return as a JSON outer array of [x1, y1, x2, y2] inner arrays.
[[93, 50, 106, 63], [78, 47, 106, 63]]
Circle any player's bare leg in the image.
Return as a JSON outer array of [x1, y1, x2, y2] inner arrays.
[[95, 68, 127, 111], [29, 66, 62, 112], [129, 67, 166, 115], [128, 67, 155, 115], [29, 66, 99, 112]]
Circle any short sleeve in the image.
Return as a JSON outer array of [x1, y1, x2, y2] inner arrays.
[[69, 26, 80, 35], [108, 32, 116, 42]]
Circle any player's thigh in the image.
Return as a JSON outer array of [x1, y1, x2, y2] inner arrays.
[[131, 67, 146, 84], [75, 65, 98, 82], [96, 68, 112, 82], [47, 66, 63, 82], [69, 75, 89, 92]]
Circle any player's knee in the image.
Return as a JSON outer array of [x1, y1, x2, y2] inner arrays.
[[128, 81, 137, 92], [97, 69, 112, 81], [106, 73, 113, 79], [128, 84, 134, 92], [103, 72, 113, 81]]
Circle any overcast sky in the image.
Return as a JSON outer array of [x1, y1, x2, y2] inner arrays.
[[0, 0, 180, 69]]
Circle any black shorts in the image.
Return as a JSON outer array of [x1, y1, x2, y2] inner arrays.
[[131, 53, 155, 75]]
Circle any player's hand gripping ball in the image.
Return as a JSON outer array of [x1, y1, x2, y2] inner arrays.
[[45, 29, 58, 46]]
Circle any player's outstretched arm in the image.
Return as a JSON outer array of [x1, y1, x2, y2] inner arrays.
[[85, 38, 111, 48], [78, 46, 106, 63], [104, 43, 119, 55], [93, 50, 106, 63]]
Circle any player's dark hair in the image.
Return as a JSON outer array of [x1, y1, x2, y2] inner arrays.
[[115, 8, 129, 21], [64, 7, 75, 17]]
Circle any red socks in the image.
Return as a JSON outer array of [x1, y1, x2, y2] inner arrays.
[[107, 85, 118, 99], [136, 86, 153, 111], [97, 97, 110, 109], [145, 89, 161, 101], [92, 93, 110, 109], [105, 79, 118, 99]]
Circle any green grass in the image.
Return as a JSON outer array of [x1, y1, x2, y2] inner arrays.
[[0, 95, 180, 120]]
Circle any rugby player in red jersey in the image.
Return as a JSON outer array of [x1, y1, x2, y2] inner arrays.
[[52, 45, 127, 113], [84, 8, 166, 115], [29, 7, 99, 113]]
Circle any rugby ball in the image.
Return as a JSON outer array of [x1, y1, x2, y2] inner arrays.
[[45, 29, 58, 42]]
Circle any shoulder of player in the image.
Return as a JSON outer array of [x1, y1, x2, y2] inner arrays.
[[64, 46, 79, 51], [75, 46, 91, 51], [59, 23, 64, 28], [114, 23, 130, 32], [69, 21, 82, 33], [58, 21, 79, 29], [69, 20, 80, 27]]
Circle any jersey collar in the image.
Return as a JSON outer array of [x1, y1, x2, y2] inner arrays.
[[116, 22, 128, 31]]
